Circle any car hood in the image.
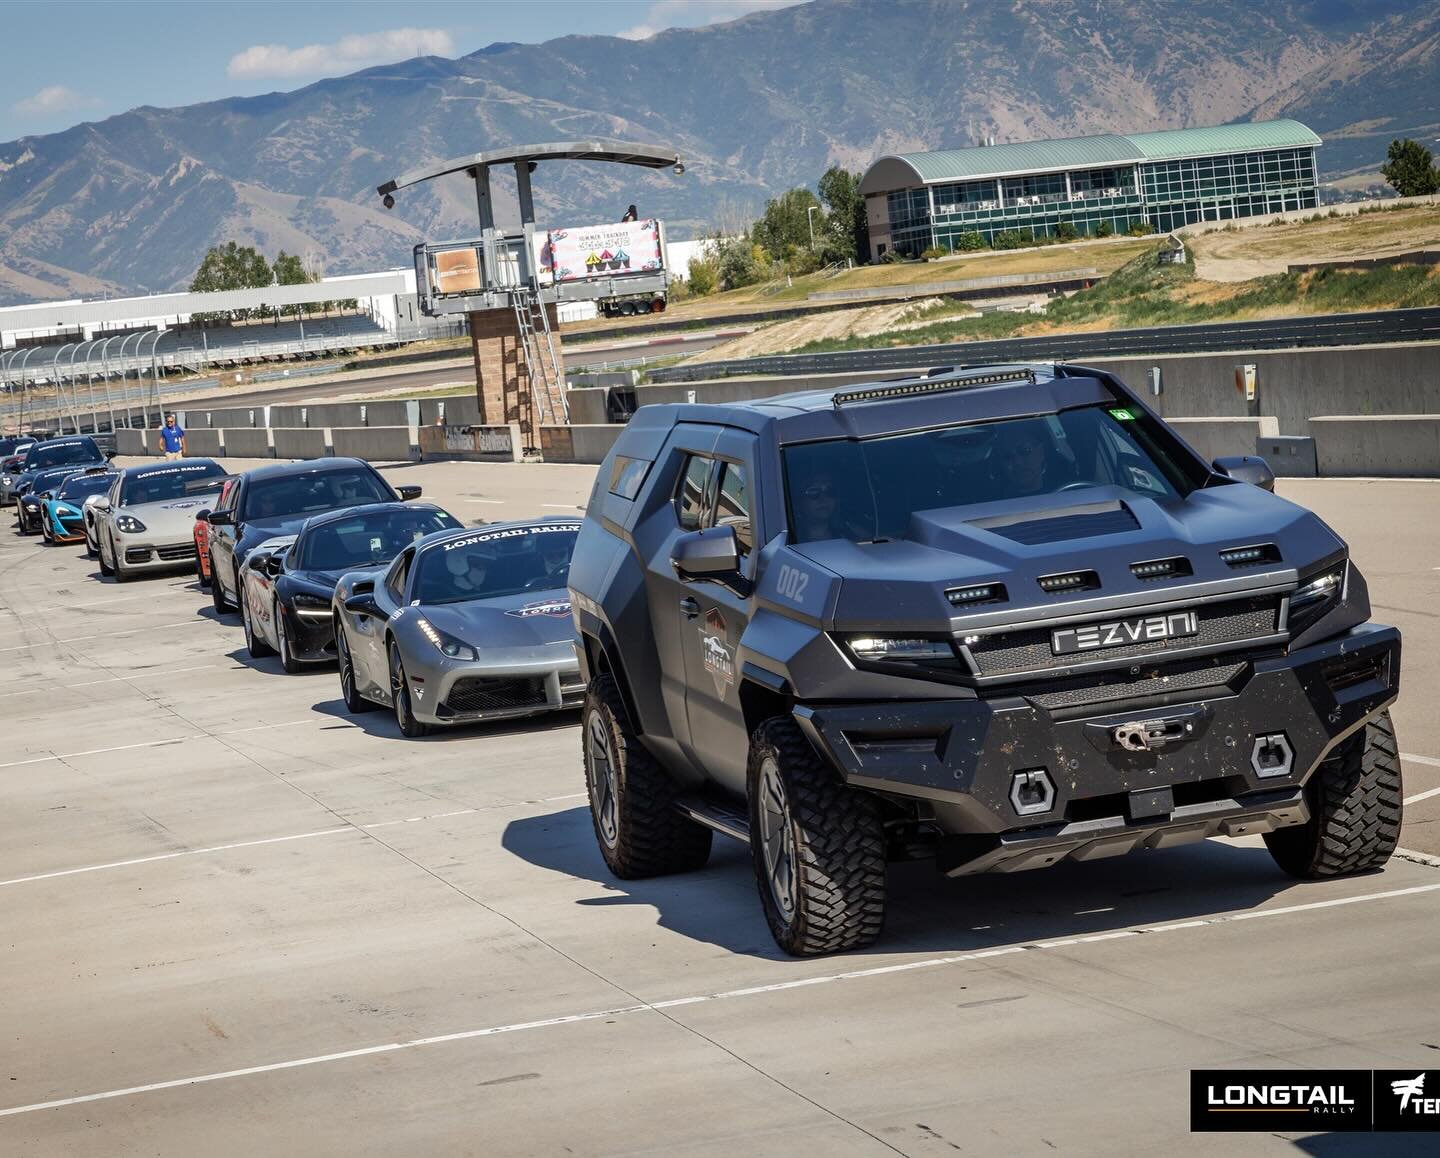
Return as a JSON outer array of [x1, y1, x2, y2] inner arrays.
[[417, 588, 574, 648], [791, 484, 1343, 632], [122, 496, 214, 538], [286, 563, 387, 595]]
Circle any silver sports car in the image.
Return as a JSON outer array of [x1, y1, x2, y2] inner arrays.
[[92, 459, 228, 581], [332, 518, 584, 736]]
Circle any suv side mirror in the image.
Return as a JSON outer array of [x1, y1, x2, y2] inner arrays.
[[1213, 455, 1275, 493], [672, 526, 741, 582], [207, 509, 234, 527], [397, 484, 422, 501]]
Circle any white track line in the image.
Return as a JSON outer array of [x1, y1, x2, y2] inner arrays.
[[0, 618, 208, 653], [0, 794, 587, 888], [3, 878, 1437, 1119], [0, 719, 314, 770], [464, 499, 505, 504], [1402, 752, 1440, 769], [1404, 786, 1440, 806], [0, 664, 224, 700]]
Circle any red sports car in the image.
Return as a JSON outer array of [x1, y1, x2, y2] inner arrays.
[[194, 475, 238, 588]]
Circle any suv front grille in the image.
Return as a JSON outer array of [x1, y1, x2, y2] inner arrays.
[[1025, 660, 1247, 712], [964, 595, 1281, 679], [445, 676, 546, 714]]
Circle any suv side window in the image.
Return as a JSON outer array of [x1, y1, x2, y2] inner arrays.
[[675, 454, 712, 530], [715, 462, 753, 556]]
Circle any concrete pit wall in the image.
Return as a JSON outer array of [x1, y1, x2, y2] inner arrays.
[[539, 425, 624, 465], [330, 426, 418, 463], [221, 428, 274, 459], [1310, 416, 1440, 477], [185, 428, 224, 458], [1167, 417, 1276, 465], [271, 428, 330, 460]]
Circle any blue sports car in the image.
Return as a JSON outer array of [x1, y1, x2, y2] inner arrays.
[[41, 468, 118, 544]]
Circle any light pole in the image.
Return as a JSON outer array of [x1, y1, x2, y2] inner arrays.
[[807, 205, 820, 250]]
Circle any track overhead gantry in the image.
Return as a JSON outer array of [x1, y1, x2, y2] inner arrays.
[[378, 140, 683, 443]]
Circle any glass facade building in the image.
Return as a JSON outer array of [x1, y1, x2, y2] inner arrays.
[[859, 121, 1321, 259]]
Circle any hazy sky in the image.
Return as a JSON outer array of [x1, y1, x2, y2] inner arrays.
[[0, 0, 804, 142]]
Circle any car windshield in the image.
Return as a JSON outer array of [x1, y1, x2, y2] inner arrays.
[[34, 469, 82, 494], [121, 461, 226, 506], [783, 406, 1200, 543], [0, 438, 32, 455], [300, 508, 460, 571], [56, 474, 114, 501], [413, 525, 579, 605], [27, 439, 101, 469], [242, 468, 393, 521]]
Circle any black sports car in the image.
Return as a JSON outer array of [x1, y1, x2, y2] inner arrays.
[[239, 501, 461, 672], [202, 457, 421, 615]]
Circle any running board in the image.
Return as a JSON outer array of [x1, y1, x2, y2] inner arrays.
[[675, 797, 750, 844]]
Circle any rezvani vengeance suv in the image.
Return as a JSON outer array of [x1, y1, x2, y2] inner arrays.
[[569, 364, 1403, 955]]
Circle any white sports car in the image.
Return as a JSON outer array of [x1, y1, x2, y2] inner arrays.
[[92, 459, 229, 581]]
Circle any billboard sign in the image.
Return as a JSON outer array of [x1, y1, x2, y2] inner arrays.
[[433, 248, 483, 296], [546, 219, 664, 284]]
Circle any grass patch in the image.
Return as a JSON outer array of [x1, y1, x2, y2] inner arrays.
[[790, 248, 1440, 355]]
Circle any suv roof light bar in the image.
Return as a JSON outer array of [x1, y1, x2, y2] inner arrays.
[[833, 368, 1037, 408]]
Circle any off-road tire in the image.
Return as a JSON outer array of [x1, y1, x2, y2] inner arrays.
[[582, 673, 712, 878], [336, 620, 377, 713], [747, 717, 886, 956], [1264, 710, 1402, 878], [243, 591, 274, 658], [389, 644, 430, 738]]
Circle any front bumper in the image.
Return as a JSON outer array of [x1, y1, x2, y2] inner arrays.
[[408, 648, 584, 726], [282, 603, 338, 664], [48, 511, 86, 542], [117, 537, 198, 571], [795, 623, 1400, 865]]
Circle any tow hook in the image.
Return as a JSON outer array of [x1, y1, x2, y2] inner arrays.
[[1112, 718, 1193, 752]]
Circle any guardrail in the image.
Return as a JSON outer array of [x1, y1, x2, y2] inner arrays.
[[647, 307, 1440, 383]]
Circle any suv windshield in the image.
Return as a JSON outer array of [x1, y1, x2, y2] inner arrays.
[[27, 439, 101, 470], [121, 461, 226, 506], [300, 507, 459, 571], [56, 473, 115, 502], [413, 525, 578, 604], [242, 468, 393, 521], [783, 406, 1199, 543]]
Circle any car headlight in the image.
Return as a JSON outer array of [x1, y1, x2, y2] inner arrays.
[[115, 514, 147, 534], [417, 617, 478, 661], [291, 593, 332, 619], [1289, 564, 1345, 633], [846, 636, 957, 663]]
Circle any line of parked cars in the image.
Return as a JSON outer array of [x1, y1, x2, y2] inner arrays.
[[5, 435, 585, 736]]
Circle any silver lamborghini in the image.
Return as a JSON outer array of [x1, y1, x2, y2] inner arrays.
[[331, 518, 584, 736]]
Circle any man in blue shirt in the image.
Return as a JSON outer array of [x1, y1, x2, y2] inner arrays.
[[157, 414, 186, 460]]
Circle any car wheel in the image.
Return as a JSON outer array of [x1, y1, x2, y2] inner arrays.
[[110, 534, 132, 582], [210, 552, 231, 613], [85, 530, 97, 558], [582, 673, 712, 878], [17, 511, 31, 535], [275, 600, 302, 674], [242, 590, 274, 658], [747, 716, 886, 956], [389, 644, 430, 738], [97, 530, 114, 576], [195, 551, 209, 589], [337, 619, 378, 713], [1265, 710, 1402, 878]]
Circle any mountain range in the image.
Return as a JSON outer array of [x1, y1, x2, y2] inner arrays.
[[0, 0, 1436, 305]]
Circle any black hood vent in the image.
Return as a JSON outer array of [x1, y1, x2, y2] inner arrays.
[[972, 501, 1139, 546]]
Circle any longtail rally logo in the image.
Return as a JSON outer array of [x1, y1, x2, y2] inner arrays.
[[505, 599, 572, 619], [701, 607, 734, 695]]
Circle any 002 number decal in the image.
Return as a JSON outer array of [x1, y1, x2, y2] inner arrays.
[[776, 564, 810, 603]]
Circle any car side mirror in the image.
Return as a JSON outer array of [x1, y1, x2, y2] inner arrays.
[[207, 509, 234, 526], [672, 526, 741, 582], [397, 485, 422, 501], [195, 509, 211, 523], [93, 497, 110, 511], [344, 592, 379, 616], [1213, 455, 1275, 493], [104, 450, 117, 460]]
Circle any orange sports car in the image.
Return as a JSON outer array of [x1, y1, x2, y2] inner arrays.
[[194, 474, 238, 588]]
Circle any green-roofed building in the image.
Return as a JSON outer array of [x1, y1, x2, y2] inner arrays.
[[858, 119, 1321, 259]]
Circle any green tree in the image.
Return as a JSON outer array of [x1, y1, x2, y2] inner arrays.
[[1380, 138, 1440, 197], [687, 254, 718, 296], [817, 166, 868, 263], [189, 241, 274, 321], [716, 235, 764, 290], [752, 188, 823, 257]]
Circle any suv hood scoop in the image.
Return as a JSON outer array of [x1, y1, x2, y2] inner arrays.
[[966, 500, 1139, 545]]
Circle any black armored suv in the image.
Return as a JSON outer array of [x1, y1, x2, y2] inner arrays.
[[569, 364, 1403, 956]]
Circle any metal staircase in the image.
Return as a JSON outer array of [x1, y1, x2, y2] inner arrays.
[[511, 286, 568, 424]]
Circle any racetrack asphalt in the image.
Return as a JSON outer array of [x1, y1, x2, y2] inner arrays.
[[1, 462, 1437, 1156]]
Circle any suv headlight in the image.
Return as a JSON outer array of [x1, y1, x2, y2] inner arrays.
[[1289, 564, 1345, 633], [846, 636, 957, 663], [417, 617, 478, 661], [115, 514, 147, 534]]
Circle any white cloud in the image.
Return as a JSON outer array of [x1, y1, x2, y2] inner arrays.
[[227, 27, 455, 80], [12, 85, 100, 119], [617, 0, 805, 41]]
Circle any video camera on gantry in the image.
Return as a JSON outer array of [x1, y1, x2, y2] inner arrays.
[[378, 140, 684, 432]]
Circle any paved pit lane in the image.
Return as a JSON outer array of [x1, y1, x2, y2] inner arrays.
[[2, 464, 1438, 1156]]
